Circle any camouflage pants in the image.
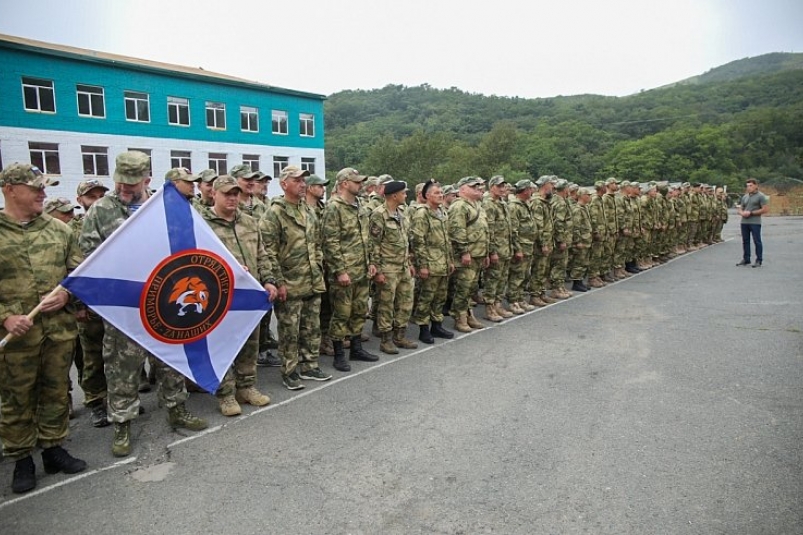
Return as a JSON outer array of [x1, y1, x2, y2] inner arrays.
[[328, 275, 369, 339], [637, 230, 650, 258], [102, 321, 187, 423], [450, 257, 482, 316], [568, 245, 591, 280], [483, 257, 510, 304], [528, 251, 550, 295], [0, 338, 73, 459], [549, 247, 570, 287], [375, 270, 415, 333], [258, 309, 275, 352], [613, 233, 630, 267], [604, 235, 617, 272], [216, 326, 259, 397], [687, 222, 699, 245], [77, 313, 106, 407], [589, 240, 605, 278], [506, 255, 532, 303], [276, 293, 322, 376], [411, 274, 449, 325]]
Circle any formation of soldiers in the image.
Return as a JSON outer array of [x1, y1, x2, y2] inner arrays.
[[0, 153, 729, 494]]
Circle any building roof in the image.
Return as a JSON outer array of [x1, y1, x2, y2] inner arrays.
[[0, 33, 326, 101]]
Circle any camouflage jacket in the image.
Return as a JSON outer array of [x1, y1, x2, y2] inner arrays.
[[369, 204, 411, 274], [674, 196, 688, 224], [447, 197, 489, 259], [614, 194, 631, 233], [79, 193, 135, 256], [482, 196, 513, 259], [640, 195, 656, 229], [533, 197, 554, 250], [602, 193, 619, 235], [0, 212, 81, 349], [508, 197, 537, 254], [262, 197, 324, 297], [239, 196, 267, 220], [588, 194, 608, 240], [571, 203, 593, 247], [409, 205, 452, 276], [321, 195, 372, 280], [550, 195, 573, 245]]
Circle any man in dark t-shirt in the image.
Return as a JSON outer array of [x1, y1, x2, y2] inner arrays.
[[736, 178, 769, 268]]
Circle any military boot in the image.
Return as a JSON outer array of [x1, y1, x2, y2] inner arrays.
[[529, 294, 548, 307], [11, 456, 36, 494], [571, 280, 589, 292], [508, 302, 525, 315], [431, 321, 455, 339], [418, 324, 435, 344], [602, 272, 616, 283], [495, 302, 514, 318], [454, 312, 473, 333], [235, 386, 271, 407], [332, 340, 351, 372], [484, 304, 503, 322], [379, 332, 399, 354], [540, 292, 557, 304], [167, 403, 208, 431], [393, 327, 418, 349], [466, 310, 485, 329], [112, 421, 131, 457], [350, 335, 379, 361], [42, 446, 87, 475]]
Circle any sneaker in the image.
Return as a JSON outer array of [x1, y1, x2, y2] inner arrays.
[[299, 367, 333, 381], [256, 350, 281, 367], [235, 386, 271, 406], [90, 404, 110, 428], [218, 395, 242, 417], [42, 446, 87, 475], [282, 371, 305, 391], [752, 260, 762, 268], [736, 259, 750, 266]]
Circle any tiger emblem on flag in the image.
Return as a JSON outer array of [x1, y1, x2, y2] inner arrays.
[[169, 276, 210, 316]]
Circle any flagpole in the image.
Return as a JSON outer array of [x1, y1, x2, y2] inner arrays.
[[0, 284, 66, 349]]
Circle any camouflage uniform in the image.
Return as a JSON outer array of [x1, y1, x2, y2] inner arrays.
[[262, 196, 326, 376], [447, 195, 489, 317], [568, 198, 593, 281], [0, 210, 80, 459], [481, 190, 513, 308], [548, 188, 573, 293], [528, 194, 554, 297], [507, 193, 537, 304], [410, 204, 452, 325]]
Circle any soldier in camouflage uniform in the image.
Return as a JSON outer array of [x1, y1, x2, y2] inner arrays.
[[0, 163, 87, 494], [194, 169, 218, 211], [481, 175, 514, 322], [548, 179, 574, 299], [71, 179, 111, 427], [686, 183, 702, 251], [528, 176, 556, 304], [447, 176, 490, 332], [369, 180, 418, 354], [409, 180, 455, 344], [321, 168, 379, 372], [714, 187, 728, 242], [612, 180, 633, 279], [506, 179, 538, 312], [79, 151, 207, 457], [202, 175, 278, 414], [569, 187, 594, 292], [601, 178, 620, 282], [44, 197, 77, 224], [586, 181, 609, 288], [262, 166, 331, 390], [674, 183, 689, 254], [305, 174, 335, 357]]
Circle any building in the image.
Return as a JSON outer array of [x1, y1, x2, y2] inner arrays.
[[0, 33, 325, 205]]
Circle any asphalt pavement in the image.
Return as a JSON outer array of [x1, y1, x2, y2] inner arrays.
[[1, 215, 801, 534]]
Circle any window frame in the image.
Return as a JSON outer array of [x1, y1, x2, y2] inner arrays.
[[167, 96, 190, 127], [76, 84, 106, 118], [240, 106, 259, 133], [206, 101, 226, 130], [170, 150, 192, 171], [242, 154, 260, 172], [81, 146, 110, 177], [272, 110, 288, 135], [124, 90, 151, 123], [272, 156, 289, 178], [300, 157, 316, 175], [299, 113, 315, 137], [21, 77, 56, 113], [28, 142, 61, 175], [209, 152, 228, 174]]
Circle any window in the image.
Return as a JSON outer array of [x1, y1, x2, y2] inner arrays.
[[299, 113, 315, 137], [273, 156, 289, 178], [301, 157, 316, 175], [129, 148, 153, 175], [81, 146, 110, 176], [243, 154, 260, 172], [272, 110, 288, 135], [209, 152, 227, 174], [206, 102, 226, 129], [124, 91, 150, 122], [168, 97, 190, 126], [240, 106, 259, 132], [29, 142, 61, 174], [22, 77, 56, 113], [76, 84, 105, 118], [171, 150, 192, 170]]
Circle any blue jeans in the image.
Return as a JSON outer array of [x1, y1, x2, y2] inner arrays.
[[741, 223, 763, 262]]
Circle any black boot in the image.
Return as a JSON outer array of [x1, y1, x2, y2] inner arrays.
[[625, 262, 640, 273], [571, 280, 588, 292], [349, 335, 379, 362], [430, 321, 454, 339], [332, 340, 351, 372], [11, 455, 36, 494], [42, 445, 87, 475], [418, 324, 435, 344]]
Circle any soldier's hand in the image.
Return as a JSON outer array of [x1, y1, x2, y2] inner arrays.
[[513, 252, 524, 263], [409, 266, 416, 278], [482, 256, 490, 269], [374, 273, 386, 285], [489, 253, 499, 265], [448, 264, 455, 275], [337, 272, 351, 287], [368, 265, 378, 279], [3, 315, 33, 337], [461, 253, 471, 266], [264, 283, 279, 302], [542, 246, 551, 255], [418, 267, 430, 280], [39, 290, 70, 313], [559, 242, 567, 252]]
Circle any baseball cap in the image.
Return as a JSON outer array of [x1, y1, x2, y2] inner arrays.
[[77, 178, 109, 196], [377, 174, 394, 185], [198, 169, 219, 183], [164, 167, 200, 183], [213, 175, 241, 193], [534, 176, 552, 187], [44, 197, 76, 213], [554, 179, 569, 191], [456, 176, 485, 188], [256, 171, 272, 182], [0, 163, 59, 188], [336, 167, 367, 183], [305, 174, 329, 186], [514, 179, 535, 192], [604, 177, 620, 185], [279, 165, 310, 181], [488, 175, 507, 187], [442, 184, 456, 196], [230, 164, 260, 179], [114, 151, 151, 184]]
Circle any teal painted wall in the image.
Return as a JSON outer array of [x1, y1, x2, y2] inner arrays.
[[0, 47, 324, 149]]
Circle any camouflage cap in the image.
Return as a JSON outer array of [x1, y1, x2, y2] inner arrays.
[[534, 175, 551, 187], [620, 180, 631, 187], [377, 174, 394, 185], [0, 163, 59, 188], [230, 164, 260, 179], [488, 175, 507, 187], [442, 184, 456, 196], [165, 167, 200, 183], [579, 187, 594, 196], [568, 182, 579, 191], [594, 180, 606, 189], [365, 176, 380, 187], [682, 182, 691, 188], [44, 197, 76, 213], [336, 167, 367, 183], [415, 182, 425, 195], [279, 165, 310, 181], [77, 178, 109, 196], [605, 177, 620, 185], [213, 175, 241, 193], [256, 171, 272, 182], [456, 176, 485, 188], [114, 151, 151, 184], [305, 174, 329, 186], [514, 179, 535, 193], [554, 179, 569, 191], [198, 169, 219, 183], [630, 181, 640, 188]]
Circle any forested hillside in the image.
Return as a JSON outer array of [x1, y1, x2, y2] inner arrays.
[[324, 53, 803, 191]]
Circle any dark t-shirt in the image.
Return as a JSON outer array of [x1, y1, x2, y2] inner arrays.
[[740, 191, 769, 224]]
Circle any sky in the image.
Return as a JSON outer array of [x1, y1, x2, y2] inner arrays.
[[1, 0, 802, 99]]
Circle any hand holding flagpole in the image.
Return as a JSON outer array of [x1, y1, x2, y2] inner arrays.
[[0, 285, 67, 349]]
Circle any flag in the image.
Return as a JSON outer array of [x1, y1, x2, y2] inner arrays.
[[62, 181, 270, 393]]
